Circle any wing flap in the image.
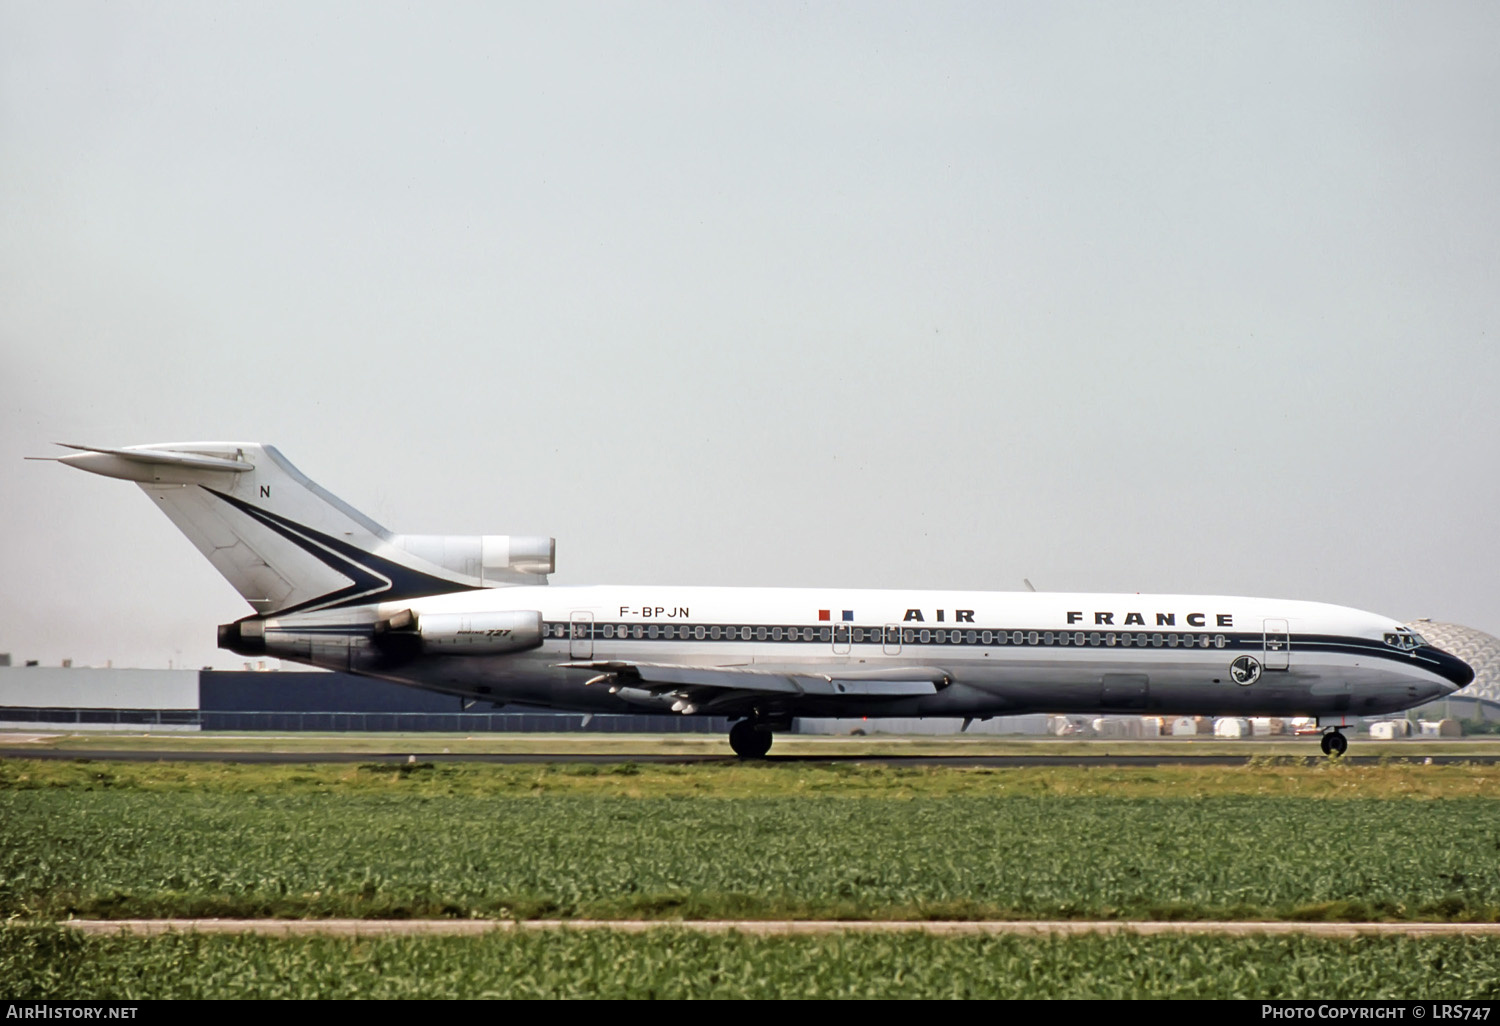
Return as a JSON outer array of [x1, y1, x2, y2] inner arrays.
[[558, 660, 947, 697]]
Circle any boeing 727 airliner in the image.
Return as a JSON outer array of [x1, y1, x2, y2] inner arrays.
[[44, 442, 1473, 757]]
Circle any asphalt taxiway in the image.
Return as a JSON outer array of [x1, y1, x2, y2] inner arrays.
[[7, 747, 1500, 766]]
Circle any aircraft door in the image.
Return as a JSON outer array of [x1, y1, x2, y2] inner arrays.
[[883, 623, 902, 656], [1263, 618, 1289, 671], [832, 621, 852, 655], [570, 611, 594, 660]]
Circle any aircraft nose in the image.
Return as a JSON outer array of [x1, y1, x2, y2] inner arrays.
[[1421, 646, 1475, 691]]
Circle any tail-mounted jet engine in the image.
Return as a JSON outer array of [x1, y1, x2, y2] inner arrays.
[[392, 535, 555, 584], [375, 609, 545, 656], [219, 609, 546, 661]]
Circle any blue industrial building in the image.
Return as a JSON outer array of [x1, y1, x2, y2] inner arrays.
[[0, 667, 726, 733]]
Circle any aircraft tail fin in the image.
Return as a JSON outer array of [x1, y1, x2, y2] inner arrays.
[[49, 442, 486, 616]]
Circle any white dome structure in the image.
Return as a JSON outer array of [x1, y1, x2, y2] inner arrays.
[[1404, 620, 1500, 706]]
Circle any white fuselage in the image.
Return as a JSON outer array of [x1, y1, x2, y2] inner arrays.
[[53, 442, 1472, 734], [260, 586, 1469, 722]]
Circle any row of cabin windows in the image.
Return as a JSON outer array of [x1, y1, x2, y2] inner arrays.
[[547, 622, 1232, 649]]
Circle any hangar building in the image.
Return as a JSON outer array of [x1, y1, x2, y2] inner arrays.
[[0, 665, 725, 733]]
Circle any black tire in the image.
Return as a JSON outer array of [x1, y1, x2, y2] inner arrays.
[[729, 719, 774, 759], [1326, 731, 1348, 757], [1320, 733, 1333, 756]]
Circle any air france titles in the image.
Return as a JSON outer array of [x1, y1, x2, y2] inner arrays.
[[1067, 611, 1234, 628], [898, 609, 1235, 628], [901, 610, 976, 622]]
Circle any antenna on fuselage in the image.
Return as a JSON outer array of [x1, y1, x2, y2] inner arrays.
[[1023, 579, 1037, 592]]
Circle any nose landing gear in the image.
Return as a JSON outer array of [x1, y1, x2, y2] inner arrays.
[[1320, 730, 1348, 757], [728, 718, 774, 759]]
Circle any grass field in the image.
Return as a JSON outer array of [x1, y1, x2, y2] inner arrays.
[[6, 729, 1500, 759], [3, 759, 1498, 923], [5, 925, 1499, 999], [5, 757, 1499, 999], [4, 753, 1500, 797]]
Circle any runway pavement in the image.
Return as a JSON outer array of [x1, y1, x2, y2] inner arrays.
[[6, 747, 1500, 766]]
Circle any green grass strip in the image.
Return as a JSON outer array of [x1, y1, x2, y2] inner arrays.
[[4, 925, 1499, 999], [4, 791, 1498, 922], [4, 756, 1500, 798]]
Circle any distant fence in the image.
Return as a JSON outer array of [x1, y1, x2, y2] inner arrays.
[[0, 706, 730, 734], [199, 711, 731, 733], [0, 707, 201, 726]]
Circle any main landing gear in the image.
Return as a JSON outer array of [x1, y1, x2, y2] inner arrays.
[[1320, 730, 1348, 757], [729, 718, 774, 759]]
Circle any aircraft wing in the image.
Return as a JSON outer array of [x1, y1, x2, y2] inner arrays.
[[556, 660, 950, 697]]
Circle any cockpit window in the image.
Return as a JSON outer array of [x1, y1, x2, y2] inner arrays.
[[1383, 630, 1422, 651]]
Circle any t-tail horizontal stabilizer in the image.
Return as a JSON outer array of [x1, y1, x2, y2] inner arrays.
[[41, 441, 554, 620]]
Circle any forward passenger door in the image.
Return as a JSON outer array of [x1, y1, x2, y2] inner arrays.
[[1263, 618, 1289, 671]]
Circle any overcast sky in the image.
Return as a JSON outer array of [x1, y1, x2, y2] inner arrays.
[[2, 1, 1498, 669]]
